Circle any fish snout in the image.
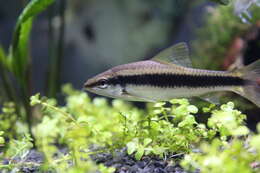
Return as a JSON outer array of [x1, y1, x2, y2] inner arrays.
[[84, 79, 94, 89]]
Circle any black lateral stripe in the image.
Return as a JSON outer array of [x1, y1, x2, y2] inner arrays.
[[109, 73, 245, 88]]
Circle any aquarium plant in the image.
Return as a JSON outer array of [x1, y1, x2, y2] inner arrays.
[[0, 0, 260, 172]]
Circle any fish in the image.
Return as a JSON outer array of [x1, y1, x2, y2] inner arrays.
[[84, 42, 260, 107]]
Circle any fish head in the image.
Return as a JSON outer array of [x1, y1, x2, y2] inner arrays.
[[84, 69, 122, 98]]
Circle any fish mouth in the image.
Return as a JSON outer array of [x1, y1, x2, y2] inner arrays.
[[83, 83, 116, 99], [84, 79, 97, 89], [83, 82, 94, 93], [84, 87, 99, 96], [83, 84, 94, 92], [83, 84, 100, 94], [84, 80, 91, 88]]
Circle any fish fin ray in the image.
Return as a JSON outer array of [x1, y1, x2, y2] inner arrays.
[[151, 42, 192, 67], [121, 89, 156, 102], [198, 93, 221, 105], [232, 59, 260, 107]]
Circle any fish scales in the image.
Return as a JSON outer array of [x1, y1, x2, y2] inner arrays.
[[108, 60, 245, 88]]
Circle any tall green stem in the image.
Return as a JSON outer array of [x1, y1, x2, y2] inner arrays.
[[24, 54, 35, 143], [0, 63, 23, 119], [47, 0, 66, 98]]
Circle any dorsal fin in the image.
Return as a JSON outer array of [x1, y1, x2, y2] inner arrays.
[[151, 42, 192, 67]]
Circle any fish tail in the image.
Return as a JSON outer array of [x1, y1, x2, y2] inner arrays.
[[232, 59, 260, 107]]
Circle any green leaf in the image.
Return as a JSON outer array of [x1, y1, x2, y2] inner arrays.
[[250, 135, 260, 151], [0, 46, 8, 69], [143, 138, 152, 146], [257, 123, 260, 133], [30, 93, 41, 106], [187, 105, 198, 114], [11, 19, 33, 80], [9, 0, 55, 83], [153, 102, 166, 108], [0, 131, 4, 136], [152, 145, 167, 156], [98, 164, 116, 173], [0, 137, 5, 145], [127, 141, 137, 155], [17, 0, 54, 24], [231, 126, 249, 136], [135, 145, 144, 160], [170, 98, 189, 105]]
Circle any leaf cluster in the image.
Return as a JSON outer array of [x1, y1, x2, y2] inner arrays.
[[181, 104, 260, 173], [1, 85, 260, 172], [181, 132, 260, 173], [192, 1, 260, 70], [0, 0, 56, 145]]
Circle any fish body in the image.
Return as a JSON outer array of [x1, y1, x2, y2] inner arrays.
[[85, 43, 260, 107]]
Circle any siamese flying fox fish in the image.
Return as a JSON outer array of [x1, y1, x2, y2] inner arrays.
[[84, 42, 260, 107]]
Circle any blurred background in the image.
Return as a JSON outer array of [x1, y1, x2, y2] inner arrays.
[[0, 0, 207, 93], [1, 0, 260, 131]]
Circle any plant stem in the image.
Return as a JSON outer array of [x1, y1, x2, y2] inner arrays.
[[0, 63, 23, 118], [38, 101, 77, 124], [46, 3, 55, 96], [0, 48, 34, 144], [0, 65, 15, 102], [20, 82, 35, 144], [47, 0, 66, 98], [25, 44, 35, 143]]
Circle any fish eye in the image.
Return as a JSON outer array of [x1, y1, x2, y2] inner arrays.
[[98, 79, 108, 89]]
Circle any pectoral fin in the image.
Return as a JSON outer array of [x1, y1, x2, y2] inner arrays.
[[121, 89, 156, 102]]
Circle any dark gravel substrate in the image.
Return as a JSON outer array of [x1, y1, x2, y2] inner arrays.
[[2, 148, 196, 173], [91, 148, 196, 173]]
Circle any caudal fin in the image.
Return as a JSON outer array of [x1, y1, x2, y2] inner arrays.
[[233, 59, 260, 107]]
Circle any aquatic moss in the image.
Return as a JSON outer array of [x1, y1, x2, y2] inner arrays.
[[1, 84, 260, 172]]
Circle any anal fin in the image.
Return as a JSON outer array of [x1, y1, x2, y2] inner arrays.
[[198, 93, 221, 105]]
